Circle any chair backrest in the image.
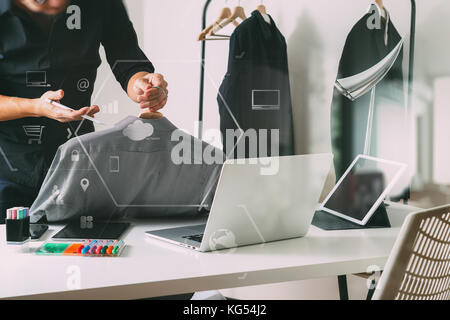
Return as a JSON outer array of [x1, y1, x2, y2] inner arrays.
[[373, 204, 450, 300]]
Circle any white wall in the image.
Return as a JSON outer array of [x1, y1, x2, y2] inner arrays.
[[140, 0, 413, 151], [433, 78, 450, 185], [137, 0, 425, 190], [92, 1, 450, 173], [93, 0, 450, 157], [91, 0, 147, 130]]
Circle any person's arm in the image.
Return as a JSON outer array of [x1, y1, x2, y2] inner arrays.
[[101, 0, 168, 113], [0, 90, 99, 123], [0, 95, 38, 121]]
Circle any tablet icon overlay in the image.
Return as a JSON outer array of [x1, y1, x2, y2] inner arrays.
[[109, 156, 120, 173]]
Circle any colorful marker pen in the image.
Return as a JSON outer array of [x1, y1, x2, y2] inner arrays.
[[89, 245, 97, 255], [16, 208, 22, 219], [96, 240, 105, 254], [112, 240, 123, 255], [88, 240, 97, 254], [82, 244, 91, 255], [18, 208, 24, 220]]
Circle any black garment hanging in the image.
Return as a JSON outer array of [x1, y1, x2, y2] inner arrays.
[[217, 10, 294, 158], [331, 8, 404, 179]]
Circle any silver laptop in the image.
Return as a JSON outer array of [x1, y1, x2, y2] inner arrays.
[[146, 154, 333, 252]]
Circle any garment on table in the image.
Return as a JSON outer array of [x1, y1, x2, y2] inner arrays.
[[217, 10, 294, 158], [30, 116, 224, 223], [0, 0, 154, 222], [331, 5, 404, 179]]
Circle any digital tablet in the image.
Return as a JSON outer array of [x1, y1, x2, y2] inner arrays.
[[52, 221, 130, 241], [320, 155, 407, 226]]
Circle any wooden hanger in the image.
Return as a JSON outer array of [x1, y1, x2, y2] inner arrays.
[[375, 0, 384, 10], [257, 1, 271, 24], [373, 0, 387, 19], [208, 3, 246, 37], [197, 5, 239, 41], [257, 1, 266, 14], [257, 5, 267, 14]]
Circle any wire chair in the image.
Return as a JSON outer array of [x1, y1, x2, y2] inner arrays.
[[373, 204, 450, 300]]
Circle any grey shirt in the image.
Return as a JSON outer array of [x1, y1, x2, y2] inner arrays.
[[30, 116, 223, 223]]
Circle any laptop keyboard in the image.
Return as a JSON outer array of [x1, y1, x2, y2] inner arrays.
[[182, 234, 204, 243]]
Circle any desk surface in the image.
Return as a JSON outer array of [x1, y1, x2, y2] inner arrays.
[[0, 202, 420, 299]]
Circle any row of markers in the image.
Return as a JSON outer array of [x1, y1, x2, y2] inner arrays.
[[35, 240, 126, 257], [6, 207, 30, 220], [78, 240, 124, 256]]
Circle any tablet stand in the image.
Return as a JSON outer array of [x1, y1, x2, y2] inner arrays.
[[311, 202, 391, 231]]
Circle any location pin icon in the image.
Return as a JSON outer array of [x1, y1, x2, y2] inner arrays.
[[81, 178, 90, 192]]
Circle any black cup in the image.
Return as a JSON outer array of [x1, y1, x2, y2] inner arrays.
[[6, 216, 30, 244]]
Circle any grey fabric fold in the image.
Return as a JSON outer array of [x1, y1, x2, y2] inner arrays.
[[30, 116, 224, 223]]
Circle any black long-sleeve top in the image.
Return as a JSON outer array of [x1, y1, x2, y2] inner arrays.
[[0, 0, 154, 188]]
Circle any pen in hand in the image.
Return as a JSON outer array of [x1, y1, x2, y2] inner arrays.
[[45, 99, 104, 125]]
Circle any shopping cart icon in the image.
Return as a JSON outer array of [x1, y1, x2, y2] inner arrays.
[[23, 125, 45, 144]]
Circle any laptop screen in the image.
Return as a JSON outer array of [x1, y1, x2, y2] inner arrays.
[[321, 155, 406, 225]]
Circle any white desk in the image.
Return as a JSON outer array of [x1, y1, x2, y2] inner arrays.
[[0, 202, 420, 299]]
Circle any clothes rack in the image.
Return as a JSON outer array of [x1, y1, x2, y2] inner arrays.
[[197, 1, 417, 164], [198, 0, 213, 139]]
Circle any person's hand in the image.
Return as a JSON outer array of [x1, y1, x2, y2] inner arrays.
[[35, 90, 99, 123], [132, 73, 168, 113]]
